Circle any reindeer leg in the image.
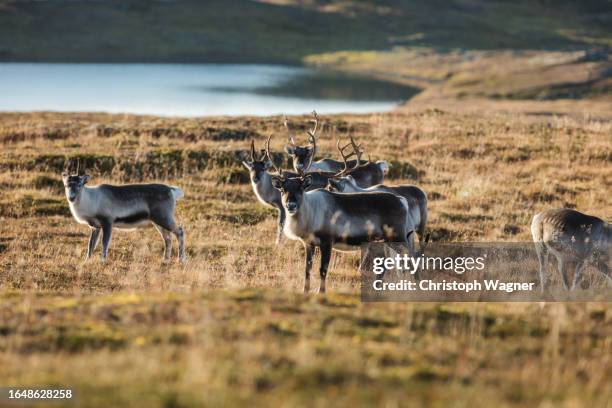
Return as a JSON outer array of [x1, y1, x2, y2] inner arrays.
[[154, 224, 173, 263], [594, 258, 611, 284], [319, 242, 332, 294], [86, 227, 101, 260], [153, 214, 186, 264], [276, 206, 285, 245], [571, 260, 586, 290], [359, 245, 371, 273], [101, 222, 113, 262], [534, 242, 548, 292], [303, 244, 315, 293], [557, 257, 570, 290], [174, 226, 186, 263]]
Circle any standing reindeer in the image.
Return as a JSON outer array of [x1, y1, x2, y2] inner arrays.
[[284, 111, 389, 186], [243, 139, 326, 245], [267, 137, 415, 293], [244, 131, 389, 244], [62, 172, 186, 262], [531, 208, 610, 291], [327, 175, 428, 250], [243, 137, 363, 244]]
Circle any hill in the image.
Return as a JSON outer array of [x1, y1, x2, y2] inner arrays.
[[0, 0, 610, 63]]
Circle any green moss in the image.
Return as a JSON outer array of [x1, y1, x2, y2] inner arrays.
[[215, 167, 251, 185], [0, 195, 68, 217], [32, 175, 64, 194], [387, 160, 421, 180]]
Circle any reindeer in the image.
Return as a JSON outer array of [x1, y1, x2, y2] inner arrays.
[[326, 175, 428, 250], [531, 208, 610, 291], [243, 136, 376, 244], [267, 137, 415, 293], [62, 172, 186, 262], [243, 139, 324, 245], [284, 111, 389, 186]]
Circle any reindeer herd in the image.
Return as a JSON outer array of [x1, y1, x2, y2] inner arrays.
[[61, 112, 610, 294]]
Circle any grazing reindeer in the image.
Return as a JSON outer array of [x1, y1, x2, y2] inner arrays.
[[327, 175, 428, 250], [531, 208, 610, 291], [267, 139, 414, 294], [62, 172, 186, 262], [284, 111, 389, 186]]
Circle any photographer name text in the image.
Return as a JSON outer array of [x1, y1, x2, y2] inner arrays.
[[373, 279, 536, 293]]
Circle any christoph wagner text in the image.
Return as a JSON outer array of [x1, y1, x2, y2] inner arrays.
[[373, 280, 536, 293]]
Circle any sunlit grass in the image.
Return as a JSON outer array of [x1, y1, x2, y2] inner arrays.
[[0, 110, 610, 406]]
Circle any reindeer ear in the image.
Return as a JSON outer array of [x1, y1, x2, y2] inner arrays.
[[82, 175, 91, 185], [270, 176, 283, 190], [284, 145, 295, 155], [242, 160, 253, 170], [302, 175, 312, 189], [264, 160, 273, 170], [61, 172, 69, 184]]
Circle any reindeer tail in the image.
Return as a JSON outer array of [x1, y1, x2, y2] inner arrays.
[[377, 160, 390, 175], [170, 187, 185, 201]]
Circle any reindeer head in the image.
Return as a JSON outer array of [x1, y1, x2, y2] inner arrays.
[[62, 172, 90, 203], [271, 174, 312, 215], [284, 111, 318, 173], [327, 175, 358, 193], [265, 133, 311, 215], [242, 140, 273, 183]]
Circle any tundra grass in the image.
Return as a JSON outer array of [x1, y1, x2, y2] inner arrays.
[[0, 110, 610, 406]]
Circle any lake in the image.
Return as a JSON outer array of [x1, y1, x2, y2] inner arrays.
[[0, 63, 418, 117]]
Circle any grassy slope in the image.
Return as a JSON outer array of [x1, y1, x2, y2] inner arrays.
[[0, 0, 610, 63], [0, 111, 610, 406]]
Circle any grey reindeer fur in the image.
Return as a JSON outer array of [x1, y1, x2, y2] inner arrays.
[[243, 139, 366, 244], [271, 175, 415, 294], [531, 208, 610, 291], [62, 173, 186, 262], [327, 175, 428, 249]]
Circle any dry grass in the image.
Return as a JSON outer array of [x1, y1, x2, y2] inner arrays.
[[0, 110, 611, 406]]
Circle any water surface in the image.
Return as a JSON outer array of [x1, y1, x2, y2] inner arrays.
[[0, 63, 418, 117]]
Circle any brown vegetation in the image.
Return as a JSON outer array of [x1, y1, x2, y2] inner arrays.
[[0, 110, 610, 406]]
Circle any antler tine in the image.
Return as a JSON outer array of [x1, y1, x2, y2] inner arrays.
[[307, 110, 319, 138], [332, 139, 357, 178], [349, 136, 362, 161], [283, 115, 296, 146], [264, 135, 282, 176], [332, 135, 370, 178], [250, 139, 256, 161], [259, 149, 267, 162]]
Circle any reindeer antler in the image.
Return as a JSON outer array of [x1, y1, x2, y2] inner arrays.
[[264, 135, 283, 176], [283, 115, 296, 147], [302, 111, 318, 172], [307, 110, 319, 139], [332, 137, 366, 178], [250, 140, 256, 162]]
